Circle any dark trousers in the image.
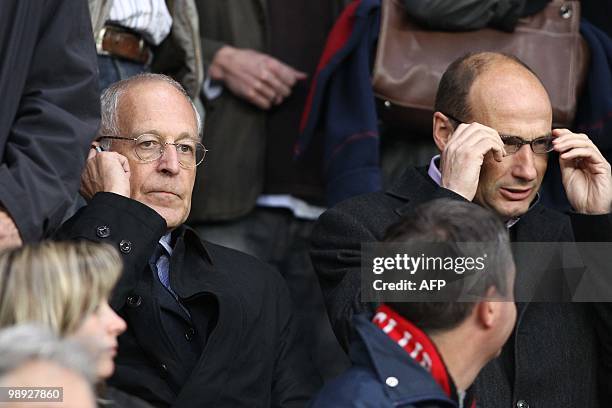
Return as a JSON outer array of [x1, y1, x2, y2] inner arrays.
[[193, 207, 350, 381]]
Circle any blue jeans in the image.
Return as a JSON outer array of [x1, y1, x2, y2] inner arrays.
[[97, 54, 148, 93]]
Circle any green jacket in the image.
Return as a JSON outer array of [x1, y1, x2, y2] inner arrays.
[[190, 0, 349, 222]]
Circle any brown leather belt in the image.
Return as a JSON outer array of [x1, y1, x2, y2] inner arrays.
[[96, 25, 152, 65]]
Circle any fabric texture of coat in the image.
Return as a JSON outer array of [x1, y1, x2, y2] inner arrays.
[[310, 166, 612, 408], [56, 192, 319, 407], [0, 0, 100, 242]]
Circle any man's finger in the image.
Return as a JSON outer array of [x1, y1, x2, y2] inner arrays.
[[554, 139, 602, 162], [251, 79, 276, 101], [560, 147, 602, 164], [293, 70, 308, 81], [246, 89, 272, 109], [464, 131, 507, 158], [261, 71, 291, 97], [267, 59, 306, 88], [117, 153, 131, 174], [552, 128, 573, 137]]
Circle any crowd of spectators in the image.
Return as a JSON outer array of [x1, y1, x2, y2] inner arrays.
[[0, 1, 610, 407]]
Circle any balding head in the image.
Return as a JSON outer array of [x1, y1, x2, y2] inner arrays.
[[100, 73, 203, 140], [434, 52, 552, 126], [432, 53, 553, 220]]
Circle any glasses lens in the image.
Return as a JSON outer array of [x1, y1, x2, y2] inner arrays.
[[135, 134, 163, 162], [502, 137, 522, 155], [195, 143, 207, 166], [531, 136, 554, 154], [176, 141, 206, 168]]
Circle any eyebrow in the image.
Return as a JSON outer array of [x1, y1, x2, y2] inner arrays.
[[131, 129, 198, 141]]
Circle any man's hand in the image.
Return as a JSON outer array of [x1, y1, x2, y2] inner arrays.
[[0, 210, 22, 250], [80, 147, 131, 200], [553, 129, 612, 214], [208, 46, 307, 110], [440, 122, 506, 201]]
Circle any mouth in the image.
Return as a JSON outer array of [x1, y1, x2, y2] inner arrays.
[[148, 191, 181, 199], [499, 187, 533, 201], [109, 345, 118, 357]]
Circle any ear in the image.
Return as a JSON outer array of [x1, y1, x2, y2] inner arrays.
[[432, 112, 454, 153], [476, 300, 497, 329], [476, 286, 506, 329]]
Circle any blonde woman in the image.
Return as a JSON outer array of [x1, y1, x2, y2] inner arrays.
[[0, 241, 152, 408]]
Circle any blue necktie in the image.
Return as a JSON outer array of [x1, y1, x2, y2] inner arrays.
[[155, 244, 171, 290], [151, 243, 191, 318]]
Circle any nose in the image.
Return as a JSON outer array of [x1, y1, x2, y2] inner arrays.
[[157, 144, 181, 175], [108, 307, 127, 336], [510, 144, 538, 182]]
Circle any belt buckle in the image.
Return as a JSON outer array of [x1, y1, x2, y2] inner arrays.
[[138, 36, 153, 65], [96, 26, 109, 55]]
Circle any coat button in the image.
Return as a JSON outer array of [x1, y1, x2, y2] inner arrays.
[[126, 295, 142, 308], [119, 240, 132, 254], [96, 225, 110, 238], [159, 363, 168, 379], [185, 327, 195, 341], [559, 4, 572, 19], [516, 400, 529, 408], [385, 376, 399, 387]]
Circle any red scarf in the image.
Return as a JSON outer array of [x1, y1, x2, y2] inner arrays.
[[372, 304, 452, 397]]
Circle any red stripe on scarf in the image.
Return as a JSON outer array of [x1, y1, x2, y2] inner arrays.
[[372, 304, 452, 397]]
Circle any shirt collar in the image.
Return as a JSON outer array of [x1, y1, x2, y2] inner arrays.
[[427, 155, 539, 229], [159, 232, 173, 256]]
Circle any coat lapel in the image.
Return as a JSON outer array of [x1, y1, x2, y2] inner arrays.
[[171, 233, 244, 406], [120, 267, 177, 368]]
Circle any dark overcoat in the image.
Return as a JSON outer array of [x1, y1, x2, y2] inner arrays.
[[311, 166, 612, 408], [57, 193, 319, 407]]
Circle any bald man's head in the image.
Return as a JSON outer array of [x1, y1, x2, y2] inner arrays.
[[434, 52, 552, 124]]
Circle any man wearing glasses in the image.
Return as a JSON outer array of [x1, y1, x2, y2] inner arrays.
[[56, 73, 318, 407], [311, 52, 612, 407]]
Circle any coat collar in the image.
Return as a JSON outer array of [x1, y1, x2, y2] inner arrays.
[[168, 224, 233, 300], [386, 166, 452, 218], [351, 314, 457, 407]]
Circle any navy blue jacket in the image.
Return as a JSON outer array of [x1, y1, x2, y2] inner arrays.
[[310, 314, 458, 408], [297, 0, 381, 207]]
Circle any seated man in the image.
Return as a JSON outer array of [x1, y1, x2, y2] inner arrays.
[[56, 73, 318, 407], [310, 199, 516, 407], [311, 52, 612, 407]]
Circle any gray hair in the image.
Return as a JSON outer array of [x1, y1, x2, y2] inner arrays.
[[0, 325, 97, 385], [99, 73, 203, 145]]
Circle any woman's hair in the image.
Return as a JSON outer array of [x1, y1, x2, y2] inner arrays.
[[0, 241, 122, 336]]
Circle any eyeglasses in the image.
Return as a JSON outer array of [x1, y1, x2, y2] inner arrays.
[[442, 113, 554, 155], [98, 133, 208, 168]]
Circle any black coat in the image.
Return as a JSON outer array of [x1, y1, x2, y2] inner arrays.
[[311, 166, 612, 408], [0, 0, 99, 241], [57, 193, 319, 407]]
